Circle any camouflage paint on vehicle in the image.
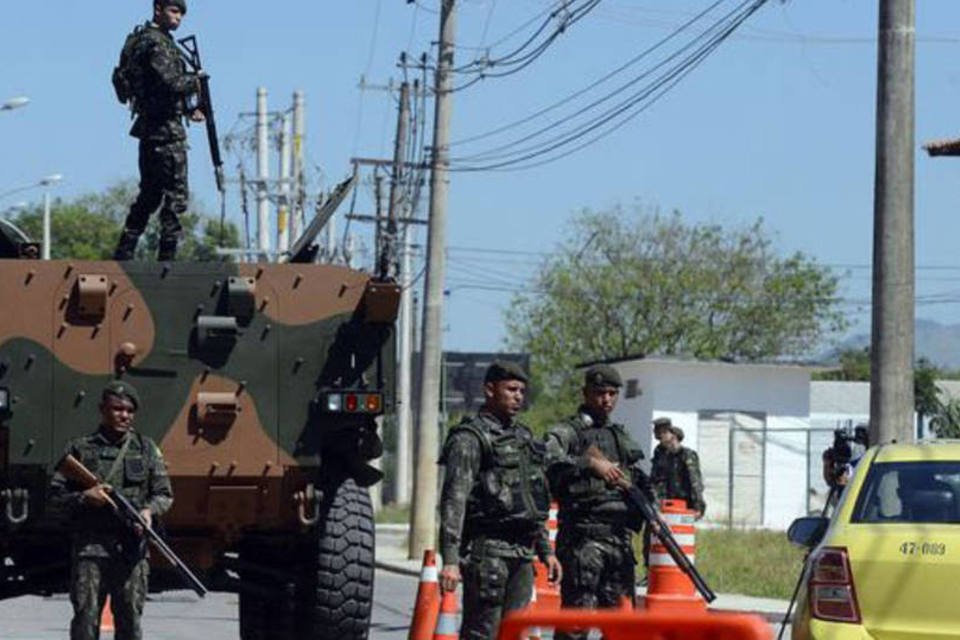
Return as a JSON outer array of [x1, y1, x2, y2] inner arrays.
[[0, 258, 395, 584]]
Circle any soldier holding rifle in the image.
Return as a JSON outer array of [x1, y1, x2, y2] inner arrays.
[[49, 381, 174, 640], [544, 364, 645, 634]]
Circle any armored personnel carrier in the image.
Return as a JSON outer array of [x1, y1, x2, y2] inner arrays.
[[0, 201, 398, 639]]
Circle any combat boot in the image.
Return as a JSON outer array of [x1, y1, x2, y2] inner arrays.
[[113, 229, 141, 261], [157, 236, 179, 262]]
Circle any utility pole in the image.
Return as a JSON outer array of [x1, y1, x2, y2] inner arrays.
[[292, 91, 306, 241], [390, 83, 413, 505], [278, 112, 292, 253], [870, 0, 915, 446], [410, 0, 456, 560], [256, 88, 270, 257]]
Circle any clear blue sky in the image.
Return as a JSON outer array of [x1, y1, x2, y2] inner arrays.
[[4, 1, 960, 354]]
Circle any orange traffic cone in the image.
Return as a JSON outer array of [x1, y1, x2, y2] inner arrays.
[[526, 586, 543, 640], [433, 589, 460, 640], [100, 595, 115, 633], [408, 550, 441, 640], [644, 499, 706, 613], [533, 502, 561, 610]]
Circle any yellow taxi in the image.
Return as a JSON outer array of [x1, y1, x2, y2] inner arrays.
[[788, 440, 960, 639]]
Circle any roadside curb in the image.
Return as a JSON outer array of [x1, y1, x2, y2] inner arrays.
[[374, 558, 421, 577]]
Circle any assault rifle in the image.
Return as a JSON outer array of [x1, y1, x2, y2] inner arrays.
[[56, 454, 208, 598], [177, 35, 225, 194], [584, 445, 716, 603]]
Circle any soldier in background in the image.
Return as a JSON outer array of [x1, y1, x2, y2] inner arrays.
[[112, 0, 204, 262], [49, 381, 173, 640], [438, 361, 561, 640], [649, 418, 705, 519], [545, 364, 644, 637]]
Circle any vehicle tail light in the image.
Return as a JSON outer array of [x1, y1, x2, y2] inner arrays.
[[325, 393, 342, 412], [345, 393, 359, 412], [364, 393, 381, 413], [809, 547, 861, 624]]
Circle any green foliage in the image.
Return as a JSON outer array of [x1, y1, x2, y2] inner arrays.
[[9, 179, 240, 261], [931, 399, 960, 439], [508, 207, 847, 403], [914, 357, 942, 421], [813, 347, 871, 381]]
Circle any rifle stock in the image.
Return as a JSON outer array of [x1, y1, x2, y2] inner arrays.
[[57, 454, 208, 598], [583, 446, 716, 603]]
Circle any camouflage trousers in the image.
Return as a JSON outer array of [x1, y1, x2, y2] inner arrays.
[[69, 556, 149, 640], [555, 528, 636, 640], [116, 138, 188, 259], [461, 546, 534, 640]]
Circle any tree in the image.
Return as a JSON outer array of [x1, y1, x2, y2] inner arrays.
[[813, 348, 871, 381], [11, 179, 239, 261], [506, 207, 847, 417]]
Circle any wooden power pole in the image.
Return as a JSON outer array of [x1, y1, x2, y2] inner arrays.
[[870, 0, 915, 446], [410, 0, 456, 560]]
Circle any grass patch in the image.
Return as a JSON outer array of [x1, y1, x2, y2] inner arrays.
[[635, 527, 806, 599], [375, 503, 411, 524], [695, 528, 806, 599]]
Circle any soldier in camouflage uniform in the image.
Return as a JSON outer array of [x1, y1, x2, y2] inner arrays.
[[649, 418, 705, 518], [642, 418, 705, 576], [545, 364, 644, 637], [49, 381, 173, 640], [439, 361, 562, 640], [113, 0, 203, 262]]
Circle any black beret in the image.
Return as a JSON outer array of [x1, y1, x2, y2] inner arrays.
[[484, 361, 529, 384], [102, 380, 140, 410], [584, 364, 622, 388], [156, 0, 187, 14]]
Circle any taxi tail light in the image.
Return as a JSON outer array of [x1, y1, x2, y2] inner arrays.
[[809, 546, 861, 624]]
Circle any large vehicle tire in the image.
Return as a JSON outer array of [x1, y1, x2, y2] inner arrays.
[[308, 476, 375, 640]]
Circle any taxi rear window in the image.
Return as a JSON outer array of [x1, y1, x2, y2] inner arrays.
[[852, 461, 960, 524]]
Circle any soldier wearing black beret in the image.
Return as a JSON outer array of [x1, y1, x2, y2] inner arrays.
[[49, 381, 173, 640], [544, 364, 645, 637], [437, 361, 561, 639]]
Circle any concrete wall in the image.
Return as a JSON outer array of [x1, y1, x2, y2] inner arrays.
[[608, 358, 812, 530]]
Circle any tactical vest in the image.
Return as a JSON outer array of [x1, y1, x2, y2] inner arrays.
[[558, 414, 642, 516], [447, 415, 550, 537]]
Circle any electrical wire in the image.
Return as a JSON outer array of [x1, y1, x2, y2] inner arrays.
[[449, 0, 769, 172]]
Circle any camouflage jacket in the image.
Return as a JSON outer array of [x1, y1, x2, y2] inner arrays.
[[544, 410, 644, 528], [438, 411, 553, 566], [128, 21, 197, 142], [650, 444, 705, 514], [48, 427, 173, 558]]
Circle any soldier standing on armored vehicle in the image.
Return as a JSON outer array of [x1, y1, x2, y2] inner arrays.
[[112, 0, 204, 262], [48, 381, 173, 640], [545, 364, 645, 637], [438, 361, 561, 640]]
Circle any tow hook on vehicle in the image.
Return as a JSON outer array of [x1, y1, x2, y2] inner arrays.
[[2, 488, 29, 525], [294, 483, 321, 527]]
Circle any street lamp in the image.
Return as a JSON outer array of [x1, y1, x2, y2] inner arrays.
[[39, 174, 63, 260], [1, 96, 29, 111]]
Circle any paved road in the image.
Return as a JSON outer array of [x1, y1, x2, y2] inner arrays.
[[0, 570, 418, 640], [0, 570, 789, 639]]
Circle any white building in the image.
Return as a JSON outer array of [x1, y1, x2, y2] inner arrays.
[[609, 357, 819, 531]]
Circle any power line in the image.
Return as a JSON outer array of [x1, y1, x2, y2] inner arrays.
[[448, 0, 771, 172]]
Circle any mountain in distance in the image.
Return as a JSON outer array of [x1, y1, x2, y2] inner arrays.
[[828, 319, 960, 369]]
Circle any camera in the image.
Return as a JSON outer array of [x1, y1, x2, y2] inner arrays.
[[823, 424, 869, 488]]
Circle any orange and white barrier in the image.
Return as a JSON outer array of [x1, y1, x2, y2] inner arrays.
[[497, 608, 770, 640], [644, 499, 705, 613], [408, 549, 441, 640]]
